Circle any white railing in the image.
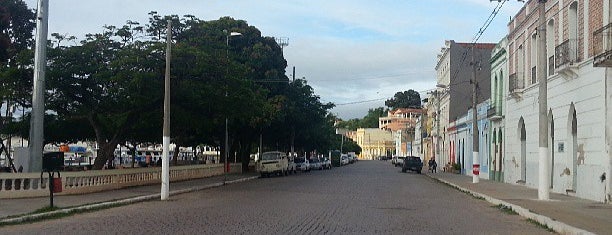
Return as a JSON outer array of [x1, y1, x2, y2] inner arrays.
[[0, 163, 241, 199]]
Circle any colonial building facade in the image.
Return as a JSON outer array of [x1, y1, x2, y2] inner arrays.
[[434, 40, 495, 169], [489, 38, 509, 182], [503, 0, 611, 202], [352, 128, 394, 160]]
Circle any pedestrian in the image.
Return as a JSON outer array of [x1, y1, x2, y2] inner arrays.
[[431, 158, 437, 173]]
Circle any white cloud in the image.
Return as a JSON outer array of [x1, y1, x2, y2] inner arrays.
[[23, 0, 523, 119]]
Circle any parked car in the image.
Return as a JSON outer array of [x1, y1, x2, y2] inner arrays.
[[309, 157, 323, 170], [394, 156, 406, 167], [348, 152, 357, 163], [340, 154, 349, 165], [391, 156, 398, 165], [294, 157, 310, 171], [402, 156, 423, 174], [257, 151, 289, 177], [287, 155, 297, 174], [321, 157, 332, 169]]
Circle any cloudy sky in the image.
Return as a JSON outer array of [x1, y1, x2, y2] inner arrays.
[[23, 0, 525, 119]]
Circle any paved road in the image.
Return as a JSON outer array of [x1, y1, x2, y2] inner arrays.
[[2, 161, 551, 234]]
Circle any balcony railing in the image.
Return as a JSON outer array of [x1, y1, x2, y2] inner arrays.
[[487, 106, 502, 121], [555, 39, 580, 69], [509, 73, 524, 93], [593, 23, 612, 67]]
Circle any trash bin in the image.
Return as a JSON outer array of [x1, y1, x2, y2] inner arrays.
[[52, 177, 62, 193]]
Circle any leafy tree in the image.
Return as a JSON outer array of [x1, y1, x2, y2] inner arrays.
[[44, 24, 165, 169], [360, 107, 386, 128], [385, 89, 422, 109], [0, 0, 35, 128], [5, 13, 339, 171], [335, 118, 360, 131]]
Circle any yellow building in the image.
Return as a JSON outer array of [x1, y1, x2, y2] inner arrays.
[[352, 128, 394, 160]]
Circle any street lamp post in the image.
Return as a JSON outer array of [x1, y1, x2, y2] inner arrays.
[[224, 30, 242, 184], [161, 20, 172, 200], [28, 0, 49, 173], [536, 0, 549, 200], [470, 45, 480, 184]]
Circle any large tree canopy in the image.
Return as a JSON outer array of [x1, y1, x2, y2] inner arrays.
[[1, 12, 339, 171], [385, 89, 422, 109]]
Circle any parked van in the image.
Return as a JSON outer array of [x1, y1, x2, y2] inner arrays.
[[257, 151, 289, 177]]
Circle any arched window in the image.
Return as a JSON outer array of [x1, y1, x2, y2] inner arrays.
[[568, 2, 578, 62], [546, 19, 555, 76], [498, 70, 503, 112], [518, 44, 525, 87], [531, 33, 538, 84]]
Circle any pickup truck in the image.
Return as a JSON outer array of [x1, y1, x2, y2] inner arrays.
[[402, 156, 423, 174]]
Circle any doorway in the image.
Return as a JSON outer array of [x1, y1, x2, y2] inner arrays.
[[549, 110, 555, 189], [568, 104, 578, 191], [519, 117, 526, 183]]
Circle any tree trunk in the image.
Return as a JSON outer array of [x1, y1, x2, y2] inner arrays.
[[129, 145, 137, 168], [235, 135, 254, 173], [172, 144, 180, 165], [93, 141, 117, 170]]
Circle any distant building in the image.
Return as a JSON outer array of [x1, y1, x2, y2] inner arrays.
[[353, 128, 394, 160], [379, 108, 423, 156], [434, 40, 495, 168]]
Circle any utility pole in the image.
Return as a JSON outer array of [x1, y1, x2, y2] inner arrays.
[[223, 30, 242, 183], [28, 0, 49, 173], [161, 20, 171, 200], [436, 91, 441, 162], [471, 45, 480, 184], [537, 0, 549, 200]]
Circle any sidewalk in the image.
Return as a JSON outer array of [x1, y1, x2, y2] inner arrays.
[[0, 172, 258, 222], [426, 171, 611, 235]]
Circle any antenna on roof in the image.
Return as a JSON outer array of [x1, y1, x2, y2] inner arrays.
[[275, 37, 289, 53]]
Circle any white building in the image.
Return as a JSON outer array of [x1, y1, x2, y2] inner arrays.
[[503, 0, 611, 202], [489, 38, 509, 182]]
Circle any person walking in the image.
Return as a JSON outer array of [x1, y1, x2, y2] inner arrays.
[[431, 158, 438, 173]]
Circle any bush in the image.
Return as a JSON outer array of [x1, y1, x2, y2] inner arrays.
[[452, 162, 461, 171]]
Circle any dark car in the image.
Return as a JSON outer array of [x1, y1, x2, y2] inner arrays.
[[402, 156, 423, 174]]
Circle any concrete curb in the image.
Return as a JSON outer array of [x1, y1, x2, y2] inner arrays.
[[0, 175, 259, 226], [426, 174, 595, 235]]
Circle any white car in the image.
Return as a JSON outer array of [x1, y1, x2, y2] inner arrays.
[[286, 155, 297, 174], [395, 156, 406, 167], [257, 151, 289, 177], [294, 157, 310, 171], [321, 157, 332, 169], [340, 154, 349, 165], [309, 157, 323, 170]]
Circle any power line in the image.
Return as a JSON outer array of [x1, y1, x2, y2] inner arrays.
[[308, 70, 435, 82], [333, 87, 437, 106], [334, 98, 388, 106]]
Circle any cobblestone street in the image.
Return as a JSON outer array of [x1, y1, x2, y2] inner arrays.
[[2, 161, 550, 234]]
